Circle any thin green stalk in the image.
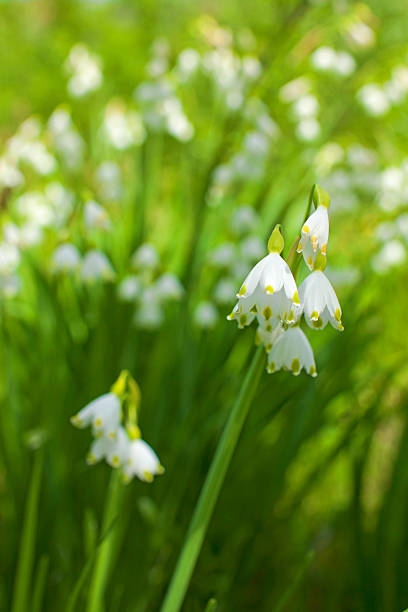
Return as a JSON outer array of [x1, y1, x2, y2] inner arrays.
[[160, 346, 265, 612], [32, 555, 49, 612], [86, 470, 125, 612], [11, 449, 44, 612], [273, 550, 315, 612]]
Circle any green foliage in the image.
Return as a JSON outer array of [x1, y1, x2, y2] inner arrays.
[[0, 1, 408, 611]]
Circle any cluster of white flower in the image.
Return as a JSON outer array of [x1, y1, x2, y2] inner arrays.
[[65, 44, 103, 98], [357, 65, 408, 117], [211, 101, 279, 195], [228, 186, 343, 376], [279, 77, 320, 142], [71, 372, 164, 483], [118, 243, 184, 329], [134, 78, 194, 142], [311, 46, 356, 77], [52, 244, 115, 282], [47, 107, 84, 170], [102, 100, 146, 150], [194, 206, 264, 329]]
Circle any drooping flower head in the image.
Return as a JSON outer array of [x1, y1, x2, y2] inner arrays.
[[228, 225, 301, 328], [298, 252, 343, 331], [267, 326, 317, 377], [297, 185, 330, 270]]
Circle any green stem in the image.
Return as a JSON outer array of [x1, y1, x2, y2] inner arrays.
[[11, 449, 43, 612], [160, 346, 265, 612], [86, 470, 125, 612]]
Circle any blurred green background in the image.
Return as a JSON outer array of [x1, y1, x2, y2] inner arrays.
[[1, 0, 408, 611]]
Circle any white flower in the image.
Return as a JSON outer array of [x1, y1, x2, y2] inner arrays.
[[154, 273, 184, 301], [297, 195, 330, 270], [118, 275, 142, 302], [96, 161, 122, 201], [358, 84, 390, 117], [81, 250, 115, 282], [230, 205, 258, 235], [134, 286, 164, 329], [299, 269, 343, 331], [214, 278, 236, 305], [122, 439, 164, 483], [65, 44, 102, 97], [267, 326, 317, 377], [0, 243, 20, 274], [296, 117, 320, 141], [87, 426, 131, 467], [255, 320, 283, 352], [240, 236, 265, 261], [52, 244, 82, 272], [209, 243, 236, 268], [71, 392, 121, 439], [131, 243, 159, 270], [194, 301, 219, 329], [84, 200, 111, 231], [228, 227, 300, 328], [372, 240, 406, 274]]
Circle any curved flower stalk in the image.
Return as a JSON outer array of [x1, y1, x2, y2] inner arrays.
[[71, 370, 164, 484], [162, 186, 343, 612]]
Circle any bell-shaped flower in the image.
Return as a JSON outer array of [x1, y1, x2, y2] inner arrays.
[[297, 185, 330, 270], [131, 243, 159, 270], [87, 426, 130, 467], [122, 439, 164, 483], [81, 250, 115, 282], [118, 275, 142, 302], [228, 226, 301, 328], [52, 243, 82, 273], [71, 392, 121, 439], [84, 200, 111, 231], [298, 255, 343, 331], [154, 273, 184, 301], [267, 326, 317, 377]]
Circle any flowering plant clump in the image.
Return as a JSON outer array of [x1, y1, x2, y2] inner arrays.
[[228, 185, 343, 377], [71, 371, 164, 483]]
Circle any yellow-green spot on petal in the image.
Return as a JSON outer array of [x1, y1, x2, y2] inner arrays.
[[157, 465, 165, 475], [265, 285, 274, 294], [309, 365, 317, 377], [268, 361, 276, 373], [227, 311, 235, 320], [265, 323, 272, 332], [302, 225, 309, 233], [255, 331, 261, 346], [250, 304, 258, 313], [312, 317, 323, 329], [108, 431, 116, 440], [239, 314, 247, 327], [87, 454, 96, 465], [266, 343, 272, 352], [310, 310, 319, 320], [287, 310, 294, 322], [314, 250, 327, 271], [237, 284, 246, 297], [94, 418, 102, 427], [293, 291, 300, 304], [307, 256, 313, 266], [334, 308, 341, 322], [263, 306, 272, 321], [291, 358, 300, 374], [338, 323, 344, 331], [143, 471, 153, 483]]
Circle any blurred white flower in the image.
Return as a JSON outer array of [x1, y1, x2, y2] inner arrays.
[[230, 205, 258, 235], [0, 242, 20, 274], [311, 46, 338, 71], [0, 273, 21, 298], [154, 273, 184, 300], [87, 426, 130, 467], [122, 439, 164, 483], [296, 117, 321, 141], [52, 244, 82, 273], [81, 250, 115, 282], [214, 278, 236, 305], [293, 94, 319, 119], [194, 301, 219, 329], [84, 200, 111, 231], [118, 275, 142, 302], [132, 243, 159, 270], [48, 108, 84, 170], [267, 326, 317, 377], [240, 236, 265, 261], [0, 157, 23, 188], [358, 84, 390, 116], [209, 242, 236, 268], [96, 161, 122, 200], [279, 77, 311, 103], [347, 21, 376, 48], [65, 44, 102, 97], [176, 48, 201, 79], [103, 101, 146, 149], [71, 392, 121, 439], [372, 240, 406, 274]]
